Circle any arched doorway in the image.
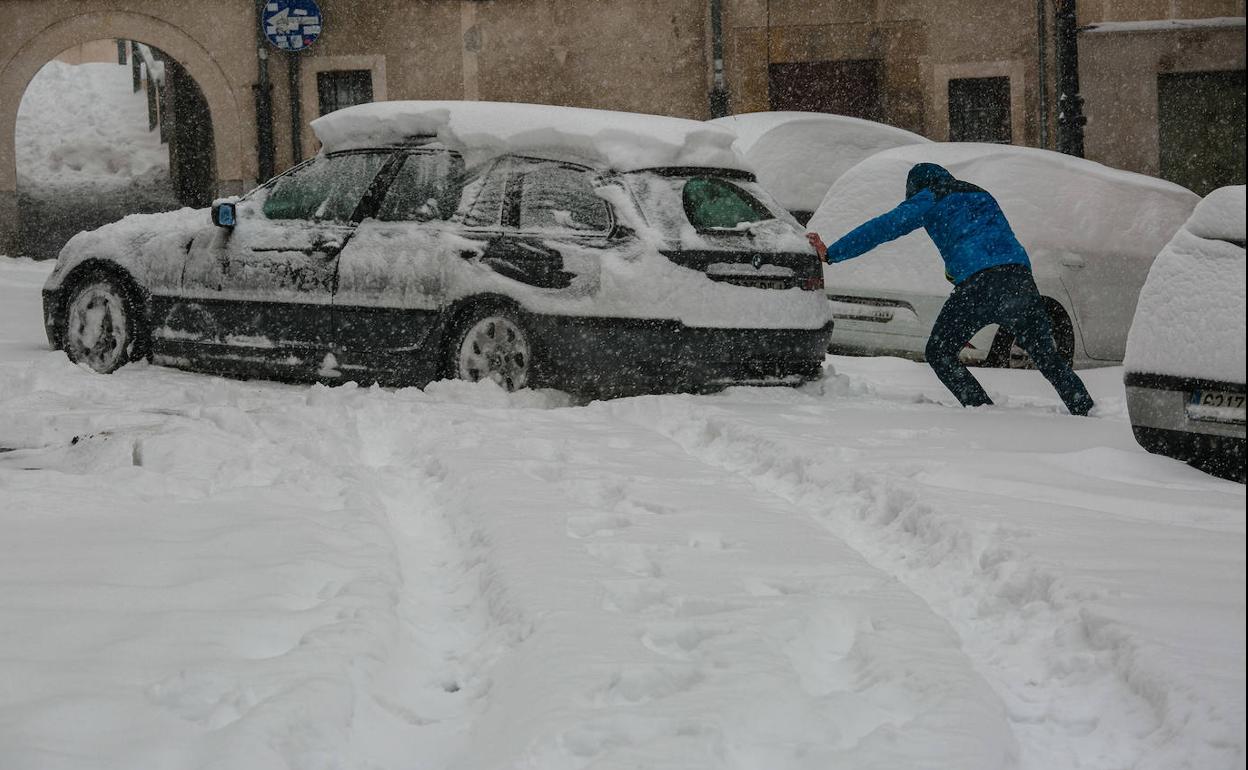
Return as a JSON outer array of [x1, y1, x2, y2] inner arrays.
[[14, 41, 220, 258], [0, 10, 246, 258]]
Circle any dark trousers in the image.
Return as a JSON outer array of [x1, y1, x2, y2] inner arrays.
[[925, 265, 1094, 415]]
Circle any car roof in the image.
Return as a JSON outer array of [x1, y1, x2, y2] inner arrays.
[[311, 100, 749, 173]]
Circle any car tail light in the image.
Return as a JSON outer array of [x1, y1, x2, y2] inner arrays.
[[801, 276, 825, 291]]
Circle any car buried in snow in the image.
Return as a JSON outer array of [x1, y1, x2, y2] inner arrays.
[[1124, 185, 1246, 482], [807, 143, 1199, 369], [41, 101, 834, 396]]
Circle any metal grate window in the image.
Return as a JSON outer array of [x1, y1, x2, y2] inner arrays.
[[316, 70, 374, 117], [948, 77, 1011, 143]]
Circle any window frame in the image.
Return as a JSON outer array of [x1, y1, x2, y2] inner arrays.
[[458, 155, 615, 238]]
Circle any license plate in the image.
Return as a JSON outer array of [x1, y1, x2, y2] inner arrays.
[[1186, 390, 1247, 425]]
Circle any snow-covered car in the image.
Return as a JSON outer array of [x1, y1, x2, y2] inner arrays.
[[807, 143, 1199, 368], [1124, 185, 1245, 481], [41, 101, 833, 396], [711, 111, 930, 225]]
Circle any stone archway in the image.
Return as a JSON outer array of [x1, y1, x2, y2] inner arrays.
[[0, 9, 249, 254]]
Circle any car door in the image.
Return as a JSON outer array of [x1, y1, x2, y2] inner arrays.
[[332, 149, 468, 376], [1056, 246, 1146, 361], [174, 151, 390, 373]]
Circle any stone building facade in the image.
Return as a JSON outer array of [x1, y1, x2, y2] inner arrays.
[[0, 0, 1243, 253]]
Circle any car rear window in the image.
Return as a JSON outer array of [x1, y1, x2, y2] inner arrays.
[[682, 177, 775, 231]]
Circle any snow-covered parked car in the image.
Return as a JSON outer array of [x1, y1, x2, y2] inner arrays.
[[807, 143, 1199, 368], [711, 111, 930, 224], [41, 101, 833, 396], [1124, 185, 1245, 481]]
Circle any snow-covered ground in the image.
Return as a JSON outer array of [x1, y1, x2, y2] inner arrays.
[[0, 256, 1243, 770], [15, 60, 178, 258]]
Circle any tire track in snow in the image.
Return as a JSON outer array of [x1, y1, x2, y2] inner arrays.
[[606, 391, 1238, 770]]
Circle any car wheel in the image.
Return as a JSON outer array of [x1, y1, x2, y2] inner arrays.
[[446, 306, 535, 392], [63, 273, 144, 374], [986, 302, 1075, 370]]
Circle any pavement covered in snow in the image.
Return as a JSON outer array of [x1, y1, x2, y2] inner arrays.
[[1, 256, 1243, 770]]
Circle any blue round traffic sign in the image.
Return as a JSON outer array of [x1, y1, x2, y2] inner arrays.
[[261, 0, 323, 52]]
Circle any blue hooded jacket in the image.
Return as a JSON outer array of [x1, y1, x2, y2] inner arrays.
[[824, 163, 1031, 284]]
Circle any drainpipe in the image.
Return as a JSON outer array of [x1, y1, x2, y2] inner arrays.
[[288, 52, 303, 162], [1036, 0, 1049, 149], [253, 0, 276, 182], [708, 0, 729, 118], [1055, 0, 1086, 157]]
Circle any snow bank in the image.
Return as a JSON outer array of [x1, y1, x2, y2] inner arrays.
[[808, 142, 1199, 296], [1124, 185, 1246, 383], [16, 61, 168, 188], [712, 112, 930, 214], [311, 101, 746, 172]]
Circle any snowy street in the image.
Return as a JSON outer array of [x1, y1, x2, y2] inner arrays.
[[1, 256, 1243, 769]]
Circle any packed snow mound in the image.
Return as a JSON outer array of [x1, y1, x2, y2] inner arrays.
[[311, 101, 746, 172], [712, 112, 930, 214], [808, 142, 1199, 296], [16, 60, 169, 188], [1124, 185, 1246, 384], [1184, 184, 1247, 243]]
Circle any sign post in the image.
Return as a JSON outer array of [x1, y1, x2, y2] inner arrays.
[[261, 1, 322, 162]]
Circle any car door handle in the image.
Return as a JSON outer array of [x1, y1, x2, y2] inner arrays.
[[1060, 254, 1085, 269]]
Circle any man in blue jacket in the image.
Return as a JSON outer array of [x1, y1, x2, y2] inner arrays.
[[807, 163, 1094, 416]]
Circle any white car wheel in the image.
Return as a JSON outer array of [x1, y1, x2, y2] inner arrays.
[[64, 276, 135, 374], [453, 312, 533, 392]]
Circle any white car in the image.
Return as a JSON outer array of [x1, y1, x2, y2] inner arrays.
[[41, 101, 833, 396], [710, 112, 929, 224], [1124, 185, 1245, 481], [807, 143, 1199, 368]]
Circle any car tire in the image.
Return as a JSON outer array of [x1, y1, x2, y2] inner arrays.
[[985, 301, 1075, 369], [445, 304, 537, 392], [62, 271, 147, 374]]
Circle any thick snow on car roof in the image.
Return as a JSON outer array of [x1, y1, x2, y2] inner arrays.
[[712, 112, 930, 213], [311, 101, 747, 172], [1125, 185, 1245, 383], [808, 141, 1199, 295]]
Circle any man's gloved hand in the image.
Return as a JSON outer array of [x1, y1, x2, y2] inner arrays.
[[806, 232, 828, 262]]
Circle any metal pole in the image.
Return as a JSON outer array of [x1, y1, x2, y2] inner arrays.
[[708, 0, 729, 118], [288, 52, 304, 162], [254, 0, 276, 181], [1055, 0, 1086, 157], [1036, 0, 1049, 149]]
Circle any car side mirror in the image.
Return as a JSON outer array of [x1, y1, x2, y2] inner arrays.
[[609, 222, 636, 241], [212, 201, 237, 229]]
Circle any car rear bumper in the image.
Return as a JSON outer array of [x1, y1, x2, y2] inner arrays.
[[529, 314, 835, 394], [1125, 371, 1245, 481]]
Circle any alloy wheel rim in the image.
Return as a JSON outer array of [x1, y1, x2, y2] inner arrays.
[[67, 284, 128, 372], [457, 316, 530, 391]]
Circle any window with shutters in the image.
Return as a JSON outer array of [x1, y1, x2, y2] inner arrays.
[[316, 70, 374, 117]]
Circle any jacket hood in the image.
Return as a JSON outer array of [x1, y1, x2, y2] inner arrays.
[[906, 162, 985, 200]]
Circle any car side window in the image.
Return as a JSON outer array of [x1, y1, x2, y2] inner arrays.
[[376, 151, 467, 222], [263, 152, 388, 222], [457, 162, 510, 229], [517, 163, 610, 233]]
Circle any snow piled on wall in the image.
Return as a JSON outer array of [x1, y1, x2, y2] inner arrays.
[[16, 60, 168, 188], [1124, 185, 1247, 383], [311, 101, 746, 172]]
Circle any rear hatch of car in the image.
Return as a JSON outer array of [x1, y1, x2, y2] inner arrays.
[[624, 168, 824, 292]]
